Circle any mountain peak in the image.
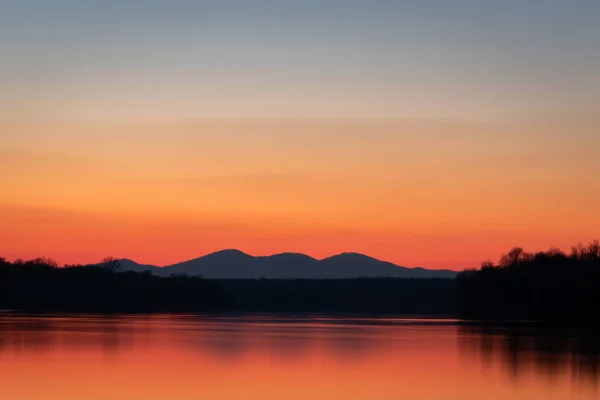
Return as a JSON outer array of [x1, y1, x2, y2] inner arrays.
[[268, 252, 318, 260], [339, 252, 372, 258], [114, 250, 458, 279], [209, 249, 251, 257], [324, 252, 380, 262]]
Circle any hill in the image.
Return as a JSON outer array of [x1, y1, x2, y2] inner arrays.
[[118, 250, 457, 279]]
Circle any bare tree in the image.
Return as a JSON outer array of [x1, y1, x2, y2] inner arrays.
[[499, 247, 533, 268], [100, 256, 123, 272], [587, 240, 600, 259]]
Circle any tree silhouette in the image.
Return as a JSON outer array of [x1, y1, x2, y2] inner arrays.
[[100, 257, 123, 272], [0, 257, 231, 312], [457, 240, 600, 324]]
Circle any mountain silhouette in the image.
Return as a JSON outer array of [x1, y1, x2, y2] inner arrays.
[[117, 250, 457, 279]]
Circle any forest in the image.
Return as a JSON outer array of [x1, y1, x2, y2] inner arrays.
[[457, 241, 600, 324], [0, 256, 455, 314], [2, 240, 599, 322], [0, 257, 231, 312]]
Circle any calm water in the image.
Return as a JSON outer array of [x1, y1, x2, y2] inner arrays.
[[0, 314, 598, 400]]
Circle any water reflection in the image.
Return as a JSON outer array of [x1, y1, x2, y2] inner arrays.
[[0, 315, 135, 355], [0, 314, 599, 400], [459, 324, 600, 391], [0, 314, 407, 362]]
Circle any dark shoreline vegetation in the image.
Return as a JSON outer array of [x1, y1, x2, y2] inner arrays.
[[1, 240, 598, 323], [0, 257, 231, 313], [457, 241, 600, 325], [0, 256, 455, 314]]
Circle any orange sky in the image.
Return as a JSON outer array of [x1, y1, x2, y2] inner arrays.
[[1, 119, 598, 269], [2, 2, 599, 270]]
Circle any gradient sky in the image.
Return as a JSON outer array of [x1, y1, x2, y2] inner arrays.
[[1, 1, 599, 269]]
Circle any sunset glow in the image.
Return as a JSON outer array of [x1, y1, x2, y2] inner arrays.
[[1, 1, 599, 269]]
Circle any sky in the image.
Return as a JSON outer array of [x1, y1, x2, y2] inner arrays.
[[1, 0, 599, 269]]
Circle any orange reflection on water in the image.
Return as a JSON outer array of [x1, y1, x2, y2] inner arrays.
[[0, 315, 597, 400]]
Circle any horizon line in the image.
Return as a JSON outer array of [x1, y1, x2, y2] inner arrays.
[[117, 249, 456, 271]]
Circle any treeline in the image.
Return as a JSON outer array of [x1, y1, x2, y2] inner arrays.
[[457, 241, 600, 324], [5, 240, 600, 321], [0, 257, 456, 314], [216, 278, 456, 314], [0, 257, 231, 312]]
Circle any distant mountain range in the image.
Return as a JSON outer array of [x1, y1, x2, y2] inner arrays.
[[117, 250, 457, 279]]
